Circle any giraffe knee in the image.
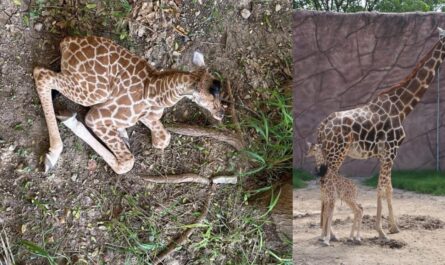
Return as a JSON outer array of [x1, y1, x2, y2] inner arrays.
[[85, 111, 101, 128], [152, 130, 171, 149], [33, 66, 45, 78], [34, 68, 56, 93]]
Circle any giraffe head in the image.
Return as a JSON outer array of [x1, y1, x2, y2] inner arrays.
[[306, 142, 327, 177], [189, 51, 225, 121], [306, 142, 322, 162]]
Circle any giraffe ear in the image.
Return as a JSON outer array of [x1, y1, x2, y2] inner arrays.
[[439, 27, 445, 36], [192, 51, 206, 67], [306, 142, 312, 148]]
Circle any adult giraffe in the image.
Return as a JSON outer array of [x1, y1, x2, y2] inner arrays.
[[316, 27, 445, 240]]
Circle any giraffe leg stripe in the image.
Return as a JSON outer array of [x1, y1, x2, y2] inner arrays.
[[60, 114, 118, 169]]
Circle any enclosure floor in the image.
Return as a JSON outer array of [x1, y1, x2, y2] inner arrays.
[[294, 179, 445, 265]]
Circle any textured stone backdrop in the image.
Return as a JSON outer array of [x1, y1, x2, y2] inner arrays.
[[293, 11, 445, 177]]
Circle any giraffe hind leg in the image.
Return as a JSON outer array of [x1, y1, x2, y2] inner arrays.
[[33, 67, 64, 172], [87, 125, 135, 174], [58, 113, 125, 173], [33, 67, 111, 172], [322, 201, 334, 246]]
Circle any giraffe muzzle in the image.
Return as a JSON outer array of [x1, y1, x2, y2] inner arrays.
[[213, 109, 225, 121]]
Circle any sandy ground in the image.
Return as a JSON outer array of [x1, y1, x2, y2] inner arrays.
[[294, 179, 445, 265]]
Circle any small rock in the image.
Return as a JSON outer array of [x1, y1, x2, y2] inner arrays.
[[34, 23, 43, 32], [275, 4, 282, 12], [241, 9, 251, 19], [71, 174, 78, 182], [136, 27, 146, 37]]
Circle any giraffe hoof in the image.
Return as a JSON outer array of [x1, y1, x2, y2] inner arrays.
[[378, 234, 389, 241], [389, 226, 400, 234], [321, 241, 330, 246], [330, 235, 339, 242], [44, 153, 58, 173]]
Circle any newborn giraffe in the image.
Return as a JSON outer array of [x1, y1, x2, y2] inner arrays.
[[33, 36, 224, 174], [307, 142, 363, 246]]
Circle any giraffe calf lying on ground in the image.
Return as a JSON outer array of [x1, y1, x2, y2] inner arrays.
[[33, 36, 224, 174], [307, 142, 363, 246]]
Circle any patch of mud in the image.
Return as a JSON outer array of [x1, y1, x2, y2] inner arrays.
[[340, 237, 406, 249], [362, 214, 445, 231], [365, 237, 407, 249], [312, 236, 407, 249]]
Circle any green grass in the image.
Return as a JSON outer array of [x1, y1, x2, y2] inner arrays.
[[364, 170, 445, 195], [293, 169, 315, 188], [242, 89, 293, 178], [19, 240, 60, 265]]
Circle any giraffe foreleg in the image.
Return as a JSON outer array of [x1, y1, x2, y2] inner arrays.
[[88, 125, 135, 174], [58, 113, 124, 173], [376, 188, 388, 240], [320, 199, 329, 241], [140, 112, 171, 150]]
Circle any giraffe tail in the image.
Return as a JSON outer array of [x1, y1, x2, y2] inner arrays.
[[320, 201, 324, 228]]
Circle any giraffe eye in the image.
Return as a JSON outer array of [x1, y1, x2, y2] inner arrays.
[[209, 79, 221, 97]]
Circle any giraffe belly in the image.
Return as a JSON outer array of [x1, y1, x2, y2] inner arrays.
[[347, 142, 375, 160]]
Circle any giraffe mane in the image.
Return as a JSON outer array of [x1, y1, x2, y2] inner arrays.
[[376, 38, 437, 96]]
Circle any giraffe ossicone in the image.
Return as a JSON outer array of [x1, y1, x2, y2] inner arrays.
[[192, 51, 206, 67], [314, 27, 445, 240], [33, 36, 224, 174]]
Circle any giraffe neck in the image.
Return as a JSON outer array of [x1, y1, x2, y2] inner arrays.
[[314, 155, 325, 169], [148, 70, 197, 107], [376, 39, 445, 120]]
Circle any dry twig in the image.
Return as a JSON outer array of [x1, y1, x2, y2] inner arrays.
[[152, 183, 216, 264], [141, 173, 237, 184], [0, 228, 14, 265], [166, 124, 244, 150]]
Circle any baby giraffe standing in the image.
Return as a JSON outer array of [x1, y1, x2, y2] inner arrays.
[[307, 142, 363, 246]]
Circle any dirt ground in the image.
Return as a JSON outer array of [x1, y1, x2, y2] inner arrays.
[[294, 179, 445, 265], [0, 0, 292, 264]]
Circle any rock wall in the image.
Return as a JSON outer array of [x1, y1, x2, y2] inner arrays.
[[293, 11, 445, 177]]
